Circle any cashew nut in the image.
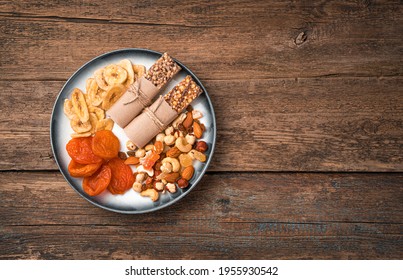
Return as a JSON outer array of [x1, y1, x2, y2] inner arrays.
[[165, 126, 174, 136], [172, 113, 187, 129], [166, 183, 177, 193], [132, 182, 142, 193], [126, 140, 136, 151], [175, 137, 192, 153], [185, 134, 196, 145], [192, 110, 203, 120], [145, 144, 154, 151], [174, 130, 184, 138], [156, 133, 165, 142], [135, 148, 146, 158], [160, 162, 173, 173], [161, 157, 180, 172], [164, 135, 176, 145], [141, 188, 159, 202]]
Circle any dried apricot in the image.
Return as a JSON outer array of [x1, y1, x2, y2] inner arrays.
[[83, 164, 111, 196], [107, 158, 135, 195], [66, 137, 102, 164], [68, 160, 102, 177], [92, 130, 120, 160]]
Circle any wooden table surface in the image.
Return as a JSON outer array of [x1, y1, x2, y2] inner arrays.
[[1, 1, 402, 259]]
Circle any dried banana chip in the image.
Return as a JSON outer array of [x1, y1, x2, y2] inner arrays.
[[70, 115, 92, 133], [63, 99, 76, 120], [118, 59, 135, 86], [88, 78, 102, 106], [133, 64, 146, 78], [95, 68, 109, 90], [71, 132, 92, 138], [101, 84, 125, 110], [71, 88, 89, 123], [103, 64, 127, 86], [89, 113, 98, 134], [88, 106, 105, 121], [96, 118, 114, 131]]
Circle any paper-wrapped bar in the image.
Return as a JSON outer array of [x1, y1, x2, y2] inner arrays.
[[107, 53, 181, 128], [124, 75, 203, 148]]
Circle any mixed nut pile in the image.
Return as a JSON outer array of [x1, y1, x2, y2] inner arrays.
[[121, 105, 208, 201]]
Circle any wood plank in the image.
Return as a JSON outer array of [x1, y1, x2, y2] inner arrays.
[[0, 1, 402, 81], [0, 78, 402, 171], [0, 171, 401, 259]]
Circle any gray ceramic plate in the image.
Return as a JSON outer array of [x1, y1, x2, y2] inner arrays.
[[50, 48, 216, 214]]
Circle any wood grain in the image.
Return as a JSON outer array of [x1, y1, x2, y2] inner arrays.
[[0, 78, 402, 172], [0, 1, 402, 81], [1, 171, 402, 259]]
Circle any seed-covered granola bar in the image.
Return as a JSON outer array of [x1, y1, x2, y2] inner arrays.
[[144, 53, 181, 89], [164, 75, 202, 113]]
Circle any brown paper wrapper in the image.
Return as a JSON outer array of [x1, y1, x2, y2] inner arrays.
[[107, 77, 160, 128], [124, 96, 178, 148]]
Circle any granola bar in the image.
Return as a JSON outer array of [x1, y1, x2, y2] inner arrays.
[[164, 75, 202, 113], [144, 53, 181, 89]]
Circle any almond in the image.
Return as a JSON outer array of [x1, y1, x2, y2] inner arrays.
[[163, 172, 180, 183], [166, 146, 181, 158], [182, 111, 193, 129], [193, 122, 203, 138], [181, 166, 194, 181]]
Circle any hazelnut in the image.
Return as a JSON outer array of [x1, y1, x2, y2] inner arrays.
[[166, 183, 177, 193], [177, 178, 189, 189], [195, 141, 208, 153]]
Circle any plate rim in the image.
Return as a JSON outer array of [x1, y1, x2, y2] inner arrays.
[[50, 48, 216, 214]]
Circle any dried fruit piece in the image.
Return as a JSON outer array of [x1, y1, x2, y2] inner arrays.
[[153, 141, 164, 154], [124, 156, 140, 165], [102, 84, 126, 110], [96, 118, 114, 131], [66, 137, 102, 164], [87, 78, 103, 107], [94, 68, 109, 90], [181, 166, 194, 181], [71, 132, 92, 138], [68, 160, 102, 178], [188, 149, 207, 162], [89, 113, 98, 134], [193, 121, 203, 138], [91, 130, 120, 160], [118, 152, 128, 160], [70, 115, 92, 133], [63, 99, 76, 120], [117, 59, 135, 86], [132, 64, 146, 78], [179, 153, 193, 167], [83, 164, 112, 196], [142, 151, 160, 170], [107, 158, 135, 195], [103, 64, 127, 85], [71, 88, 89, 123], [89, 106, 105, 121]]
